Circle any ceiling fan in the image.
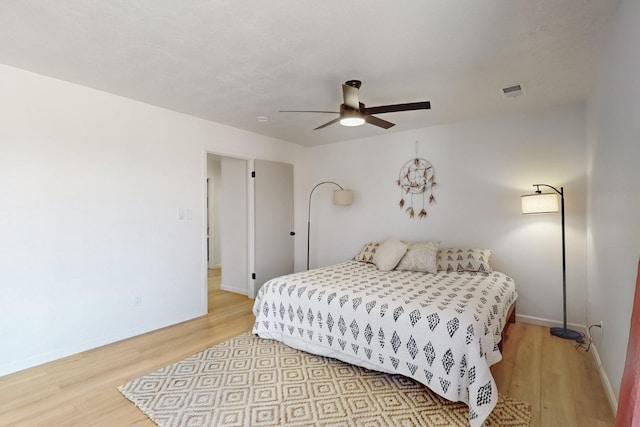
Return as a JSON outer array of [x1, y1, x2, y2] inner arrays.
[[280, 80, 431, 130]]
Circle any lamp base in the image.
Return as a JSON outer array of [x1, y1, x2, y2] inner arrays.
[[550, 327, 584, 343]]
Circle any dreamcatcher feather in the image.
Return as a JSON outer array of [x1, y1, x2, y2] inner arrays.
[[396, 158, 436, 219]]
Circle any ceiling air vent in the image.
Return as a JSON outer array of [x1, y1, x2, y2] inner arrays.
[[501, 84, 525, 98]]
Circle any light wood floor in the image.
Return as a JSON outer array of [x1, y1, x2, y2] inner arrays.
[[492, 322, 614, 427], [0, 269, 614, 427]]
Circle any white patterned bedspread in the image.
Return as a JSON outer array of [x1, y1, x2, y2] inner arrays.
[[253, 260, 517, 427]]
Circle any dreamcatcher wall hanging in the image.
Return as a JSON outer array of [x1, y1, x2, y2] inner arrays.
[[396, 144, 436, 219]]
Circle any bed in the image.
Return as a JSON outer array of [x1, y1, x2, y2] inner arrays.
[[253, 243, 517, 427]]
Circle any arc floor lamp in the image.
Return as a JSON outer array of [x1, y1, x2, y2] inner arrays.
[[307, 181, 353, 270], [521, 184, 583, 343]]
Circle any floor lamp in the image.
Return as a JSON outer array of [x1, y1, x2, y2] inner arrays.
[[307, 181, 353, 270], [521, 184, 583, 343]]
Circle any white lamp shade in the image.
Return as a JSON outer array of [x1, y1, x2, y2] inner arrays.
[[521, 192, 560, 214], [333, 189, 353, 205]]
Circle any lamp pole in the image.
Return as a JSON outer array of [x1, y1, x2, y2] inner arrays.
[[307, 181, 344, 271], [533, 184, 583, 342]]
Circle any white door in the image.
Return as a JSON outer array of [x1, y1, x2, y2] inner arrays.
[[207, 177, 215, 269], [220, 157, 249, 295], [253, 160, 294, 297]]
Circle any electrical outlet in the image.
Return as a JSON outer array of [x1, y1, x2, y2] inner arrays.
[[134, 295, 143, 306]]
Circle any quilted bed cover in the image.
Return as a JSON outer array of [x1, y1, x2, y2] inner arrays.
[[253, 260, 517, 427]]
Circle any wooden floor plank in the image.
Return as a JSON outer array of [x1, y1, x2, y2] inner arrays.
[[540, 334, 579, 427], [566, 340, 615, 423], [505, 323, 543, 410], [0, 271, 615, 426]]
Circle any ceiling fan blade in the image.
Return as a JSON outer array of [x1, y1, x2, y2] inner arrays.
[[279, 110, 339, 114], [342, 84, 360, 110], [364, 114, 395, 129], [364, 101, 431, 115], [314, 117, 341, 130]]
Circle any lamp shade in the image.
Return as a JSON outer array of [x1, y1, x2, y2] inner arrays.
[[521, 192, 560, 214], [333, 189, 353, 205]]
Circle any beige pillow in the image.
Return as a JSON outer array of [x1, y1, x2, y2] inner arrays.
[[437, 248, 493, 273], [353, 242, 379, 263], [373, 238, 408, 271], [396, 241, 440, 273]]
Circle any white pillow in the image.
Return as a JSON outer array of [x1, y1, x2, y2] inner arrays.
[[396, 241, 440, 273], [373, 238, 408, 271]]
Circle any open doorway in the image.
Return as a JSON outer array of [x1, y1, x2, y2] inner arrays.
[[206, 153, 250, 313], [204, 153, 295, 312]]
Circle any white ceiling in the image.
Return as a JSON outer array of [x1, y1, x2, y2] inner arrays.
[[0, 1, 619, 146]]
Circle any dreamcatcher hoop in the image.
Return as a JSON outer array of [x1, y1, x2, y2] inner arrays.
[[396, 158, 436, 219]]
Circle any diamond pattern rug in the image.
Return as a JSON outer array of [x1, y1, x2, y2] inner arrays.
[[118, 332, 530, 427]]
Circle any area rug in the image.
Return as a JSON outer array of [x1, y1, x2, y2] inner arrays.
[[119, 332, 530, 427]]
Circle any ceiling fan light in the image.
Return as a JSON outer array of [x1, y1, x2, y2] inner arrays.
[[340, 117, 365, 127]]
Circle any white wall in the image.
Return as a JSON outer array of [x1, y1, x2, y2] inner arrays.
[[0, 64, 304, 376], [307, 104, 588, 329], [586, 0, 640, 407]]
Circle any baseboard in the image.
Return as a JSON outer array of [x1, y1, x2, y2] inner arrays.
[[220, 283, 247, 296], [516, 314, 584, 332], [587, 334, 619, 415]]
